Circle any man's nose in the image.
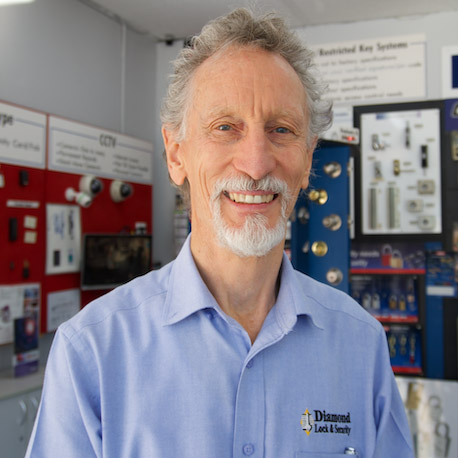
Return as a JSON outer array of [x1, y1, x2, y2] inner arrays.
[[232, 128, 276, 181]]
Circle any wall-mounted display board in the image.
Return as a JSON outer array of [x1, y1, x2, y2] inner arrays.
[[0, 101, 47, 343], [48, 116, 153, 184], [291, 142, 352, 293], [43, 115, 154, 333], [0, 102, 46, 169], [355, 102, 442, 236], [1, 100, 154, 338]]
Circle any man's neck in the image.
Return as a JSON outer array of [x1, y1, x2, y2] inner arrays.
[[190, 234, 284, 343]]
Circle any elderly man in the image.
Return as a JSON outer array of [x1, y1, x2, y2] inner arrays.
[[26, 8, 413, 458]]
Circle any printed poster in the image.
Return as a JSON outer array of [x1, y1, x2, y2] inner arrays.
[[46, 204, 81, 274], [0, 283, 40, 345]]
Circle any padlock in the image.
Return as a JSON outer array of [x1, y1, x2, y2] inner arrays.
[[399, 334, 407, 355], [390, 250, 404, 268], [362, 293, 371, 310], [381, 244, 392, 266], [388, 334, 397, 358], [398, 295, 407, 312], [434, 422, 450, 457], [372, 293, 380, 310], [389, 294, 397, 310], [409, 334, 416, 364]]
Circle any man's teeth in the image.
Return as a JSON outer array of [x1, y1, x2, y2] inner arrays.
[[228, 192, 275, 204]]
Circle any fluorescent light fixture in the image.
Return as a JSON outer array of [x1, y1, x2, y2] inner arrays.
[[0, 0, 35, 5]]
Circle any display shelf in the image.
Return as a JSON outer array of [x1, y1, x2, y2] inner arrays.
[[0, 366, 44, 401], [350, 268, 425, 275], [375, 315, 419, 324], [392, 366, 423, 375]]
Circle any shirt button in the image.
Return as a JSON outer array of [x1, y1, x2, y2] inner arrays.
[[242, 443, 255, 455], [246, 360, 254, 368]]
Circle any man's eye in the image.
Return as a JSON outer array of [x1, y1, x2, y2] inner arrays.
[[274, 127, 291, 134], [217, 124, 232, 131]]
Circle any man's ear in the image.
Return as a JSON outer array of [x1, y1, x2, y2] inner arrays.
[[300, 136, 318, 189], [162, 126, 187, 186]]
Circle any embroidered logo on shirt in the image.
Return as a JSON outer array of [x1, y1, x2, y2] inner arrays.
[[300, 409, 352, 437], [300, 409, 314, 435]]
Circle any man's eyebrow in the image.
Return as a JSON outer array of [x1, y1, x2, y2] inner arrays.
[[200, 107, 306, 122]]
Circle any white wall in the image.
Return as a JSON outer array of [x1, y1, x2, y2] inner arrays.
[[0, 0, 123, 129], [153, 41, 185, 266]]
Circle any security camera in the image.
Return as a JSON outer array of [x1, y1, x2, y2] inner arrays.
[[79, 175, 103, 197], [110, 180, 133, 203], [65, 187, 92, 208]]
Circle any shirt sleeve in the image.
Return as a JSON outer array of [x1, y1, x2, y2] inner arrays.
[[25, 327, 102, 458], [372, 326, 415, 458]]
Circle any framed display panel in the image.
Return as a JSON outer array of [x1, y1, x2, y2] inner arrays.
[[354, 102, 443, 236]]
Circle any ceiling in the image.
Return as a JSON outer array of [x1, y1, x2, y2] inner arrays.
[[79, 0, 458, 42]]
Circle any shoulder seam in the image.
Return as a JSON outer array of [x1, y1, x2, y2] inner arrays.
[[61, 288, 168, 340]]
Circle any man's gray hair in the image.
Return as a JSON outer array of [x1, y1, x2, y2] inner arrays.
[[161, 7, 332, 204]]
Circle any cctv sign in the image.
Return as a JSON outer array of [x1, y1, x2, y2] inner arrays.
[[48, 116, 153, 184]]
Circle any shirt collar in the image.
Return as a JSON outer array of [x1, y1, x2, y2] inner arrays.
[[276, 252, 325, 330], [162, 235, 219, 326], [162, 235, 325, 331]]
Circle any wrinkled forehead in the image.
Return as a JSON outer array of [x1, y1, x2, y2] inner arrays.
[[187, 45, 309, 122]]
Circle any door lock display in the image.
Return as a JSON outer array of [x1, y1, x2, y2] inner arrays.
[[360, 108, 442, 235]]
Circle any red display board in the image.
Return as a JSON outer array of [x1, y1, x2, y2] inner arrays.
[[0, 100, 153, 337]]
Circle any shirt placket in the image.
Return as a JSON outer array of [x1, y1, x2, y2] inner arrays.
[[233, 352, 266, 457]]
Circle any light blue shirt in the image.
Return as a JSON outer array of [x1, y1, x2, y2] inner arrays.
[[26, 237, 413, 457]]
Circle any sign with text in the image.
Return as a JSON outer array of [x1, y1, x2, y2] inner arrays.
[[47, 288, 81, 332], [310, 34, 426, 105], [48, 116, 153, 184], [0, 101, 46, 168]]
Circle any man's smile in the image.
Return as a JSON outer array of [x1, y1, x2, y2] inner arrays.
[[224, 191, 278, 204]]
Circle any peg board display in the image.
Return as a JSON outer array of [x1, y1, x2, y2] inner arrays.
[[0, 100, 153, 339], [356, 103, 442, 236], [0, 102, 47, 343]]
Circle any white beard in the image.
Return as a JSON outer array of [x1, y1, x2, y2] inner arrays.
[[210, 175, 292, 258]]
